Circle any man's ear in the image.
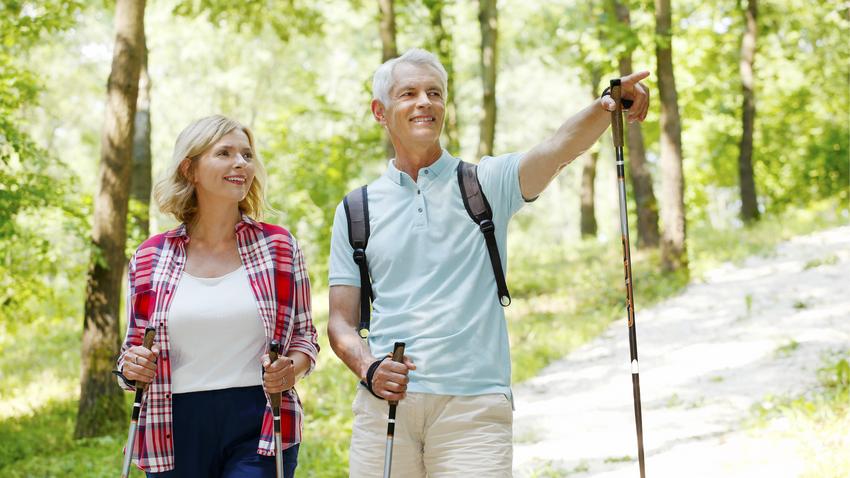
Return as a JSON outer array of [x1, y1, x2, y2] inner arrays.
[[371, 99, 387, 125], [179, 158, 193, 183]]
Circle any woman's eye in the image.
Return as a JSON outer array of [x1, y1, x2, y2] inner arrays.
[[217, 150, 229, 157]]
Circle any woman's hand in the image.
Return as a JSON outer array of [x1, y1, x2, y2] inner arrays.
[[123, 345, 159, 384], [263, 354, 295, 394]]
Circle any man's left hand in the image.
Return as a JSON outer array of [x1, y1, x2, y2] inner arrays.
[[601, 70, 650, 123]]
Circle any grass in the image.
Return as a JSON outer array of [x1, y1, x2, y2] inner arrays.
[[749, 352, 850, 478], [0, 200, 846, 476]]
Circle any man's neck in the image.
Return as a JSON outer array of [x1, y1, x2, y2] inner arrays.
[[392, 143, 443, 182]]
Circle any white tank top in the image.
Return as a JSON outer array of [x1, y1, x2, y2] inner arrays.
[[167, 266, 266, 394]]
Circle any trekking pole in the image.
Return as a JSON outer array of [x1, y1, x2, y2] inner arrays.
[[609, 78, 647, 478], [383, 342, 406, 478], [121, 325, 156, 478], [268, 340, 284, 478]]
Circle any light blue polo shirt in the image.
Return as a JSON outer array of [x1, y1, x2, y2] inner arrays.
[[328, 149, 526, 398]]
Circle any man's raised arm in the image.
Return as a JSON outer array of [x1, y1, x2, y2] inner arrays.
[[519, 71, 650, 200]]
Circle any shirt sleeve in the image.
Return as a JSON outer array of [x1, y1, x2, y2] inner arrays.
[[116, 252, 141, 391], [476, 151, 528, 225], [287, 238, 320, 377], [328, 201, 361, 287]]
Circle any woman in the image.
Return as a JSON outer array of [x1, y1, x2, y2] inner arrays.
[[116, 115, 318, 477]]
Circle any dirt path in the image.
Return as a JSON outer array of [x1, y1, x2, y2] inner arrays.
[[513, 226, 850, 477]]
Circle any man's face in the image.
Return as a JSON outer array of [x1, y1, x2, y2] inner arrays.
[[378, 62, 446, 149]]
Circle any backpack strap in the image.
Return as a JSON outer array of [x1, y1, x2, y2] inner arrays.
[[343, 186, 373, 338], [457, 161, 511, 306]]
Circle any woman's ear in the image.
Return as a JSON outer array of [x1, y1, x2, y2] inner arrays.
[[179, 158, 193, 183]]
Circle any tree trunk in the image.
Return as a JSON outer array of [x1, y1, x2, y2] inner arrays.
[[130, 45, 151, 237], [76, 0, 146, 438], [425, 0, 460, 153], [580, 149, 599, 238], [655, 0, 688, 272], [614, 0, 660, 248], [738, 0, 760, 222], [579, 74, 601, 239], [477, 0, 497, 158], [378, 0, 397, 160]]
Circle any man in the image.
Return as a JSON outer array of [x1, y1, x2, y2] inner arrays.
[[327, 48, 649, 477]]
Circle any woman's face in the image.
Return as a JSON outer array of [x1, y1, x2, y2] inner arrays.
[[188, 129, 256, 207]]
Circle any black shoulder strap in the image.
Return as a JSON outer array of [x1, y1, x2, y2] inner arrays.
[[343, 186, 373, 338], [457, 161, 511, 307]]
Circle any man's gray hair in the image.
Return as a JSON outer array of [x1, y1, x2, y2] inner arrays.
[[372, 48, 448, 106]]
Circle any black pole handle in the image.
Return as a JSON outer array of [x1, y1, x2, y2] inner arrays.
[[268, 340, 282, 411], [387, 342, 406, 407], [132, 326, 157, 392]]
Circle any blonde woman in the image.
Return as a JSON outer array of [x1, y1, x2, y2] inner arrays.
[[115, 115, 318, 477]]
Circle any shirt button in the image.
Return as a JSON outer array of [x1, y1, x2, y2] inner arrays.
[[424, 170, 429, 175], [417, 190, 420, 195], [418, 208, 423, 213]]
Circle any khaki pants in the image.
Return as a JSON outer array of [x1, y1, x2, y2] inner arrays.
[[348, 388, 513, 478]]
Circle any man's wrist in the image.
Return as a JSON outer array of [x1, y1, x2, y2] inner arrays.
[[358, 356, 377, 381]]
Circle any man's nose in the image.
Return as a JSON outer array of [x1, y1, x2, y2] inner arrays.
[[415, 91, 432, 106]]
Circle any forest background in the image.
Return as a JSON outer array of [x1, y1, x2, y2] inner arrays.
[[0, 0, 847, 476]]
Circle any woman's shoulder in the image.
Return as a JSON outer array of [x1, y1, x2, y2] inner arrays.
[[257, 221, 292, 238], [133, 225, 185, 256]]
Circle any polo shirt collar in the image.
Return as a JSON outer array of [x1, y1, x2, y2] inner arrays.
[[384, 149, 456, 186]]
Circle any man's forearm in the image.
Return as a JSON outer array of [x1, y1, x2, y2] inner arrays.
[[327, 317, 375, 381], [519, 99, 611, 199]]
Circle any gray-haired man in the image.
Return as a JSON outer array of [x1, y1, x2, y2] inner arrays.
[[327, 48, 649, 477]]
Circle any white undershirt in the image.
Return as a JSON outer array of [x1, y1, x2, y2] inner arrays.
[[168, 266, 266, 394]]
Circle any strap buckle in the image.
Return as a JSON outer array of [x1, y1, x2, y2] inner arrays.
[[478, 219, 495, 234]]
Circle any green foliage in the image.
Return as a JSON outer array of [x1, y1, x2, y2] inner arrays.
[[263, 105, 384, 286], [173, 0, 323, 41], [0, 0, 89, 326]]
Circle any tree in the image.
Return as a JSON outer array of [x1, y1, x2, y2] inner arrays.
[[612, 0, 660, 248], [477, 0, 498, 157], [424, 0, 461, 153], [580, 148, 600, 238], [655, 0, 688, 272], [580, 73, 602, 238], [738, 0, 759, 221], [378, 0, 398, 159], [76, 0, 146, 438], [130, 44, 152, 239]]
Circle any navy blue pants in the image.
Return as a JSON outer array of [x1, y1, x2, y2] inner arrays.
[[147, 386, 299, 478]]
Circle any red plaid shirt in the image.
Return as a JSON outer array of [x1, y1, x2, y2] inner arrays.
[[117, 215, 319, 473]]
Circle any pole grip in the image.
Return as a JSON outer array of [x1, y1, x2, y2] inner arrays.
[[136, 326, 156, 392], [388, 342, 406, 406], [610, 79, 625, 148], [269, 340, 281, 410]]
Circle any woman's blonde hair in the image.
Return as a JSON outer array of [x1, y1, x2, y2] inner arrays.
[[154, 115, 268, 225]]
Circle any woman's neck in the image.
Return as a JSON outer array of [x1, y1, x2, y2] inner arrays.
[[189, 202, 241, 245]]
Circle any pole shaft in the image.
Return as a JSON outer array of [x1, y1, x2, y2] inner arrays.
[[611, 79, 647, 478], [121, 326, 156, 477], [269, 340, 284, 478], [383, 342, 406, 478]]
